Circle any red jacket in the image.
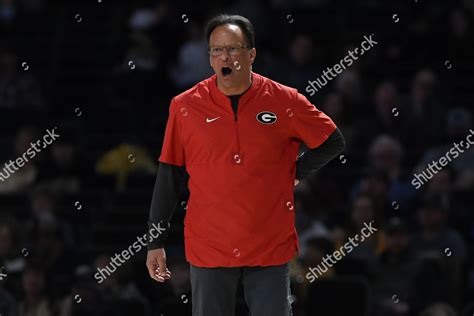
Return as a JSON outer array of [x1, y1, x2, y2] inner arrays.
[[159, 72, 336, 267]]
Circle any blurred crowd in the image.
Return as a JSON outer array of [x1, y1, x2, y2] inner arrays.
[[0, 0, 473, 315]]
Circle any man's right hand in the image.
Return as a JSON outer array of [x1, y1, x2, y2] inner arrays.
[[146, 248, 171, 282]]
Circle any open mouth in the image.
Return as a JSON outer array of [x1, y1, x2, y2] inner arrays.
[[221, 67, 232, 77]]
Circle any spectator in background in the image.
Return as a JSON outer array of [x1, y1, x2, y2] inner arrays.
[[320, 92, 356, 149], [415, 108, 474, 191], [0, 126, 39, 194], [128, 2, 169, 32], [269, 34, 322, 96], [400, 69, 445, 156], [170, 21, 214, 90], [335, 70, 365, 124], [0, 219, 26, 277], [355, 81, 402, 148], [372, 217, 421, 316], [122, 32, 158, 73], [423, 167, 470, 236], [26, 186, 75, 247], [60, 273, 105, 316], [18, 267, 52, 316], [413, 195, 467, 260], [117, 2, 173, 106], [93, 254, 151, 316], [334, 194, 385, 263], [419, 302, 458, 316], [0, 48, 44, 109], [413, 195, 467, 308], [36, 129, 87, 195], [0, 0, 16, 25], [156, 255, 191, 315], [116, 31, 160, 107], [301, 237, 336, 279], [353, 135, 416, 210], [294, 181, 331, 257], [352, 169, 391, 216], [33, 223, 77, 277], [444, 7, 474, 63], [290, 237, 335, 316], [0, 285, 18, 316]]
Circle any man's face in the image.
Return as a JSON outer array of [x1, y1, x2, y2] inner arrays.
[[209, 24, 256, 91]]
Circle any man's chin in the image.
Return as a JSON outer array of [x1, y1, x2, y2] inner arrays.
[[217, 74, 236, 86]]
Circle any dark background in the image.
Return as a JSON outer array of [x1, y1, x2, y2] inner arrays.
[[0, 0, 473, 315]]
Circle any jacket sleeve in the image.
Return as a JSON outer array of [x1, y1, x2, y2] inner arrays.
[[288, 90, 337, 149], [147, 162, 187, 250], [295, 127, 345, 181]]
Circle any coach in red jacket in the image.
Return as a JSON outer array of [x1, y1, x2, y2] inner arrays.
[[146, 14, 345, 316]]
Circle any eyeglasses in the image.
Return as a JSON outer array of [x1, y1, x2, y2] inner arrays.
[[208, 45, 250, 56]]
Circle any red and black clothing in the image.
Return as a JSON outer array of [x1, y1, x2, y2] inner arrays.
[[148, 72, 344, 268]]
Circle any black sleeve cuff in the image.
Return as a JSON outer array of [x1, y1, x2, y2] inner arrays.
[[296, 127, 345, 180]]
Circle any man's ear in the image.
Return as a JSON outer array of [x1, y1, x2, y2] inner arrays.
[[249, 48, 256, 64]]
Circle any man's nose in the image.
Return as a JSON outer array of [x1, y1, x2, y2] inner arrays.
[[219, 48, 231, 61]]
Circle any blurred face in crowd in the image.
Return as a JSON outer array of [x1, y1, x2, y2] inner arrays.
[[22, 269, 45, 298], [336, 71, 361, 102], [370, 137, 402, 172], [450, 9, 469, 37], [31, 191, 57, 228], [32, 192, 54, 216], [0, 224, 13, 257], [360, 174, 389, 199], [386, 231, 410, 254], [52, 143, 76, 167], [15, 128, 36, 156], [374, 81, 398, 114], [419, 207, 446, 231], [412, 69, 436, 103], [0, 50, 16, 74], [351, 196, 375, 228], [290, 34, 313, 66], [209, 24, 256, 95], [322, 93, 344, 123], [428, 169, 452, 194], [304, 244, 325, 267]]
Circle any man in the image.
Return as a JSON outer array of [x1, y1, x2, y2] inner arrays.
[[146, 14, 345, 316]]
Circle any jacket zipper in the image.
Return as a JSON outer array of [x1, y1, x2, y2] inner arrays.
[[231, 100, 241, 163]]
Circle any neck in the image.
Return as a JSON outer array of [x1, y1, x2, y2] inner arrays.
[[217, 73, 252, 96]]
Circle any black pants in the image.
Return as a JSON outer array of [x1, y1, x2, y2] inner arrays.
[[190, 262, 293, 316]]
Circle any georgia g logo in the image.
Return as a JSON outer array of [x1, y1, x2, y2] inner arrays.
[[256, 111, 277, 124]]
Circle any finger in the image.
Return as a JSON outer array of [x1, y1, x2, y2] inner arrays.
[[147, 261, 163, 282], [154, 268, 170, 280], [157, 257, 168, 277], [155, 268, 171, 280], [155, 268, 171, 277], [154, 272, 166, 282]]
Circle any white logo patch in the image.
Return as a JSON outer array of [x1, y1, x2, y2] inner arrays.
[[256, 111, 277, 124], [206, 117, 220, 123]]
